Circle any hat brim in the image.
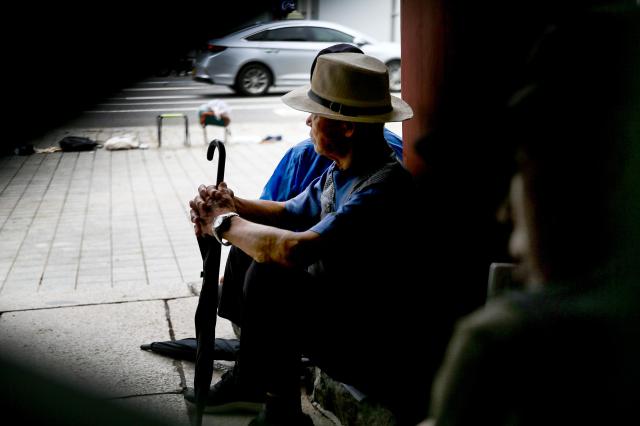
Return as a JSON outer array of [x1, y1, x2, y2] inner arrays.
[[281, 84, 413, 123]]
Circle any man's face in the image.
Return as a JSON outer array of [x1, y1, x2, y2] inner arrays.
[[306, 114, 348, 159]]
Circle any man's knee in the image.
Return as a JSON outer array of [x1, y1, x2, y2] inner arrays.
[[243, 262, 307, 299], [245, 262, 287, 288]]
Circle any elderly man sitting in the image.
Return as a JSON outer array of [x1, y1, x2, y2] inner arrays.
[[189, 53, 425, 425]]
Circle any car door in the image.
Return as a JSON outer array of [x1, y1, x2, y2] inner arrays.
[[245, 25, 357, 86], [270, 26, 358, 85], [246, 26, 319, 86]]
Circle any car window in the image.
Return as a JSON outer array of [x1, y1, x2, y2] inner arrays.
[[245, 30, 268, 41], [307, 27, 354, 43], [246, 27, 309, 42], [224, 23, 262, 38]]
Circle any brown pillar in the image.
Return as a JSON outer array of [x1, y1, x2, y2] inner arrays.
[[400, 0, 445, 176]]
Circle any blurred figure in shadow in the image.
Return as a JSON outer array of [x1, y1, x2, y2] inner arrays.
[[426, 5, 640, 426]]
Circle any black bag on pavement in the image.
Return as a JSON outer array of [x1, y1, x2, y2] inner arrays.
[[59, 136, 99, 152]]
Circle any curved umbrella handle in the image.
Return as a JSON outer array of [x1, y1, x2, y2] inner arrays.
[[207, 139, 226, 185]]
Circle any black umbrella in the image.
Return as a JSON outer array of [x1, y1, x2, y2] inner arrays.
[[192, 139, 226, 426]]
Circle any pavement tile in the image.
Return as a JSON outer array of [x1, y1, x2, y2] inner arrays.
[[112, 259, 145, 269], [78, 265, 111, 275], [4, 269, 41, 284], [0, 300, 178, 398], [76, 276, 111, 288], [7, 255, 47, 269], [39, 278, 76, 291], [42, 264, 80, 276], [0, 279, 38, 295], [146, 267, 181, 277], [113, 394, 191, 426]]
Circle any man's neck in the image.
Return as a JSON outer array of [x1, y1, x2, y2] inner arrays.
[[334, 152, 353, 171], [339, 135, 390, 172]]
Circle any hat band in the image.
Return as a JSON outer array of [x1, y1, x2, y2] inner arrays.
[[308, 90, 392, 117]]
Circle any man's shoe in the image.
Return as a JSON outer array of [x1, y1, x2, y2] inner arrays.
[[183, 371, 264, 413]]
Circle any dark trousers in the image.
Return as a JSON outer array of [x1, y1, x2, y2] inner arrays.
[[218, 247, 432, 424], [219, 247, 384, 393], [218, 247, 315, 397]]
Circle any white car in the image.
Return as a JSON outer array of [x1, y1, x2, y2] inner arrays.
[[193, 20, 401, 96]]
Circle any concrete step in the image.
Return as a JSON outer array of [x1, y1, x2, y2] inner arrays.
[[311, 368, 397, 426]]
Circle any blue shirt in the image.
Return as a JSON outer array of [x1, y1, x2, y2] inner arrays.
[[260, 128, 402, 201], [283, 152, 413, 285]]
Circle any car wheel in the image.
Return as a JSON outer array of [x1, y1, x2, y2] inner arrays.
[[235, 63, 271, 96], [386, 60, 401, 92]]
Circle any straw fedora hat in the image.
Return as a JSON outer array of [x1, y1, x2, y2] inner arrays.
[[282, 52, 413, 123]]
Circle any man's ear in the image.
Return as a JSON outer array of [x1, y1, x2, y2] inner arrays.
[[341, 121, 356, 138]]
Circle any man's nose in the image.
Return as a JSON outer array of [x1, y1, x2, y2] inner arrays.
[[306, 114, 312, 127]]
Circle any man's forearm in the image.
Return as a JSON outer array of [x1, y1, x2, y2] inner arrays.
[[233, 197, 287, 227], [223, 216, 320, 267]]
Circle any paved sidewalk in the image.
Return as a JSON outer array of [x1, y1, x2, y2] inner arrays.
[[0, 123, 339, 425]]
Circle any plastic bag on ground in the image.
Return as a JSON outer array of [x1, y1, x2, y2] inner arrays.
[[104, 134, 148, 150]]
